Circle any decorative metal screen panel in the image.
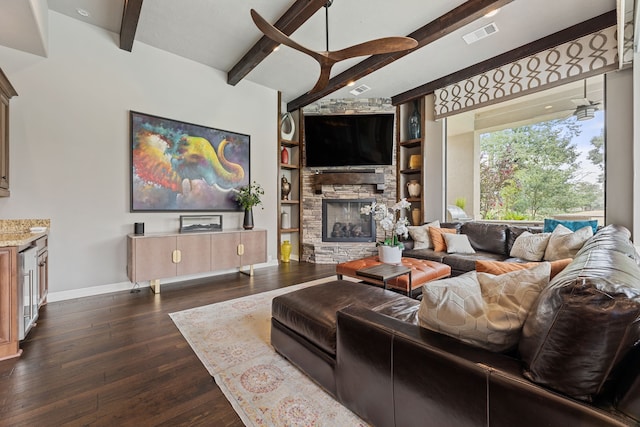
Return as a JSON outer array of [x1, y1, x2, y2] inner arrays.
[[434, 25, 619, 118]]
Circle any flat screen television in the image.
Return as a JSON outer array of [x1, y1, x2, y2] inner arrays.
[[304, 114, 394, 167]]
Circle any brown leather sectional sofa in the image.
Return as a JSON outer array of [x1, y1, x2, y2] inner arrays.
[[271, 224, 640, 426], [402, 221, 544, 275]]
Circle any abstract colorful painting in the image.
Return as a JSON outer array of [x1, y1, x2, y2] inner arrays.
[[130, 111, 250, 212]]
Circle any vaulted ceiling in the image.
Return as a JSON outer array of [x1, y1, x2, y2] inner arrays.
[[0, 0, 622, 111]]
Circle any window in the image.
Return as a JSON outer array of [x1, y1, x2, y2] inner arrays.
[[446, 76, 604, 224]]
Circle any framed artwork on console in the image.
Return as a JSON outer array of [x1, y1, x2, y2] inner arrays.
[[130, 111, 250, 212]]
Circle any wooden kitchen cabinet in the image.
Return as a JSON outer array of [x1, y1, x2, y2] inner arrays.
[[0, 68, 17, 197], [36, 236, 48, 307], [127, 229, 267, 293], [0, 247, 19, 360]]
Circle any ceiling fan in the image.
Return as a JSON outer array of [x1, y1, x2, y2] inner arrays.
[[251, 1, 418, 94], [570, 79, 601, 121]]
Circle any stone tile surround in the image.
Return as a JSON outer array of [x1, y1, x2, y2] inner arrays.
[[301, 98, 397, 264]]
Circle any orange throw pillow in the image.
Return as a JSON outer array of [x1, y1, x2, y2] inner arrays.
[[476, 258, 572, 279], [428, 227, 457, 252]]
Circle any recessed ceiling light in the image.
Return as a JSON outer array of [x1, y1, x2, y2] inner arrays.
[[484, 8, 500, 18], [544, 105, 553, 109], [346, 81, 356, 87], [76, 8, 90, 17], [273, 45, 280, 52]]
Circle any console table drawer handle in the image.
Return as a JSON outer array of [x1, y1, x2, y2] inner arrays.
[[172, 249, 181, 263], [237, 244, 245, 256]]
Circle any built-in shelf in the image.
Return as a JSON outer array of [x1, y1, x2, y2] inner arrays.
[[399, 139, 422, 148], [281, 163, 299, 169], [400, 168, 421, 175], [277, 92, 302, 263]]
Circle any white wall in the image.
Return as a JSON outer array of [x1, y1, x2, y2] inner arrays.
[[605, 68, 634, 231], [0, 12, 278, 298], [445, 131, 474, 217]]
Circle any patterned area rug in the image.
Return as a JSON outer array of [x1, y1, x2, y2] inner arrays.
[[169, 277, 367, 427]]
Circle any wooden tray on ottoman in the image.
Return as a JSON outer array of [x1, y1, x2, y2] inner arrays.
[[336, 256, 451, 297]]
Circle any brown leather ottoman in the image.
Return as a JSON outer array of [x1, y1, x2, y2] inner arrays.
[[336, 256, 451, 296], [271, 280, 413, 396]]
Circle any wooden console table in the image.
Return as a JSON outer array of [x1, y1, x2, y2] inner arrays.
[[127, 229, 267, 293]]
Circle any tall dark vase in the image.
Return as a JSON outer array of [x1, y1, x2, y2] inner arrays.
[[408, 100, 421, 139], [243, 208, 254, 230]]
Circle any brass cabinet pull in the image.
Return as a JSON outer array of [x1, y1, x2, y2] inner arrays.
[[237, 243, 245, 256], [172, 249, 182, 263]]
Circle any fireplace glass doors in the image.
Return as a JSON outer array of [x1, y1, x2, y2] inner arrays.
[[322, 199, 375, 243]]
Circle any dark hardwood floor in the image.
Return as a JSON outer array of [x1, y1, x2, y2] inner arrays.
[[0, 261, 337, 426]]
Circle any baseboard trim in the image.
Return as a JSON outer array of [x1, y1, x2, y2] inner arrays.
[[48, 259, 281, 302]]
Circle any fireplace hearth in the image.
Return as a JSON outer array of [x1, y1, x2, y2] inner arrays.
[[322, 199, 375, 243]]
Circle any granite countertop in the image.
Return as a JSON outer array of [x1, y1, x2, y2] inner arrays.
[[0, 219, 50, 247]]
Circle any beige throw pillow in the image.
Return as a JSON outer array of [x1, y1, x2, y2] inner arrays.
[[407, 220, 440, 249], [543, 224, 593, 261], [509, 231, 551, 261], [418, 263, 551, 352], [443, 233, 476, 254]]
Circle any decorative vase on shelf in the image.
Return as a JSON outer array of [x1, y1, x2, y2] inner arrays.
[[411, 208, 422, 226], [408, 154, 421, 170], [281, 147, 289, 164], [243, 208, 254, 230], [408, 100, 421, 140], [281, 112, 295, 140], [281, 240, 292, 263], [281, 210, 290, 229], [407, 180, 421, 198], [281, 175, 291, 200], [378, 245, 402, 265]]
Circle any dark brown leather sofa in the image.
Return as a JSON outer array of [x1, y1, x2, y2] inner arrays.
[[402, 221, 542, 275], [271, 224, 640, 426]]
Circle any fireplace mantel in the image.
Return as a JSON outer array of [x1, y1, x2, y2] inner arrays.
[[314, 171, 385, 194]]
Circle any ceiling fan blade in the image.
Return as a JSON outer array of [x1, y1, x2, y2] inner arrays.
[[308, 64, 334, 94], [330, 37, 418, 61], [250, 9, 325, 62]]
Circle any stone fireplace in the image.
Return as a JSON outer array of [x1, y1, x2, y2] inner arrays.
[[322, 199, 375, 243], [301, 97, 397, 264]]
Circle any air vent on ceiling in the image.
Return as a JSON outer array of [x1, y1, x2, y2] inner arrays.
[[349, 84, 371, 96], [462, 22, 499, 44]]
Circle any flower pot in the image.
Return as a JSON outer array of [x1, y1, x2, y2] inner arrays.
[[378, 245, 402, 265], [281, 147, 289, 164], [407, 180, 421, 198], [243, 208, 254, 230]]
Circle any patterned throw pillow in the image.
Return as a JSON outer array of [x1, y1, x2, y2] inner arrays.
[[407, 220, 440, 249], [428, 227, 457, 252], [418, 263, 551, 352], [509, 231, 551, 261], [443, 233, 476, 254], [475, 259, 573, 280], [543, 224, 593, 261]]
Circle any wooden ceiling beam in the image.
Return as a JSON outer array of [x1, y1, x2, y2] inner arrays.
[[286, 0, 513, 112], [120, 0, 144, 52], [391, 10, 616, 105], [227, 0, 328, 86]]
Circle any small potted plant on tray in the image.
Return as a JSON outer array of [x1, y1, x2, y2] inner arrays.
[[361, 199, 411, 264]]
